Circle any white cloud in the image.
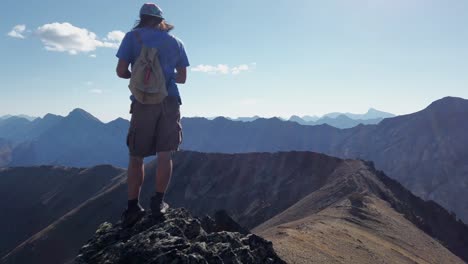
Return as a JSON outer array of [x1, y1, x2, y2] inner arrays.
[[89, 89, 103, 94], [7, 24, 27, 39], [89, 54, 97, 58], [35, 22, 124, 55], [85, 81, 94, 86], [104, 30, 125, 47], [191, 64, 230, 74], [192, 63, 254, 75], [232, 64, 249, 75]]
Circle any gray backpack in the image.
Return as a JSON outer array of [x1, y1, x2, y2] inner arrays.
[[128, 31, 168, 104]]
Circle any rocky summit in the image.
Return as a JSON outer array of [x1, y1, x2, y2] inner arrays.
[[74, 208, 285, 264]]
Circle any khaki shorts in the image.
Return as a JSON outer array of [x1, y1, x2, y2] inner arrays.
[[127, 96, 182, 157]]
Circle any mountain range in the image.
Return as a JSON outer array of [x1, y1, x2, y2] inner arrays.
[[289, 114, 385, 128], [0, 115, 37, 121], [0, 96, 467, 226], [323, 107, 395, 119], [288, 108, 395, 128], [218, 108, 395, 128], [181, 97, 468, 225], [0, 109, 128, 167], [1, 151, 467, 264]]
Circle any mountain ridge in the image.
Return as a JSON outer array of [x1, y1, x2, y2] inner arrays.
[[2, 151, 467, 264]]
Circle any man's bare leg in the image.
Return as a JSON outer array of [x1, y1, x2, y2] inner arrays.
[[128, 156, 145, 201], [151, 151, 173, 215], [156, 151, 173, 193]]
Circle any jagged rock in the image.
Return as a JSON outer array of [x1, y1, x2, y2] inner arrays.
[[74, 208, 285, 264], [200, 210, 250, 235]]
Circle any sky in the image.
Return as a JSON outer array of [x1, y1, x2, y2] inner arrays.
[[1, 0, 468, 122]]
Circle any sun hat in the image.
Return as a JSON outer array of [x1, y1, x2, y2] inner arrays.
[[140, 3, 164, 19]]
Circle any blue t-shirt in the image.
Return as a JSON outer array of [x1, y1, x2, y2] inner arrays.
[[116, 27, 190, 103]]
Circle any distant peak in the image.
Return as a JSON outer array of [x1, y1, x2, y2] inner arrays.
[[289, 115, 303, 121], [425, 96, 468, 113], [430, 96, 466, 105], [363, 108, 395, 118], [107, 117, 129, 125], [70, 108, 88, 115], [67, 108, 101, 123], [366, 108, 388, 114], [253, 117, 285, 123], [335, 114, 352, 120], [113, 117, 128, 122], [43, 113, 61, 119], [213, 116, 230, 122]]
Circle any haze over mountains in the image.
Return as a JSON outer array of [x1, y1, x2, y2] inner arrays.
[[1, 152, 467, 264], [223, 108, 395, 128], [288, 108, 395, 128], [0, 115, 37, 121], [289, 115, 384, 128]]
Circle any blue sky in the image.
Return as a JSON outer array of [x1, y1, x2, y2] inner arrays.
[[1, 0, 468, 122]]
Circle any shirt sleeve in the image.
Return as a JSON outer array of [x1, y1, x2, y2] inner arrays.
[[176, 40, 190, 68], [116, 32, 133, 63]]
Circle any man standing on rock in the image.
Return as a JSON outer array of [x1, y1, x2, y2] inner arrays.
[[115, 3, 189, 227]]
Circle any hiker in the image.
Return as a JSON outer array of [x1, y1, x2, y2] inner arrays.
[[115, 3, 189, 227]]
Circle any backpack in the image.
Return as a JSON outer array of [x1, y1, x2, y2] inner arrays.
[[128, 31, 168, 104]]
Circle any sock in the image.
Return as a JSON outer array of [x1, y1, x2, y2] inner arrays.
[[128, 199, 141, 211], [152, 192, 165, 204]]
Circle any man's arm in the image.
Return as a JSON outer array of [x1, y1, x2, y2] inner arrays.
[[175, 67, 187, 84], [116, 59, 131, 79]]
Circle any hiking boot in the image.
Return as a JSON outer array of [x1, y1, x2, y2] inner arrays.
[[121, 207, 145, 228], [151, 195, 169, 219]]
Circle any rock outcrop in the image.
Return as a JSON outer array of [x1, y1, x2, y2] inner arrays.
[[74, 208, 285, 264]]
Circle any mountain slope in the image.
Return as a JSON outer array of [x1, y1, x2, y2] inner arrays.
[[181, 116, 346, 153], [255, 160, 468, 263], [0, 165, 125, 257], [329, 96, 468, 223], [257, 197, 463, 264], [0, 114, 62, 144], [2, 151, 467, 264], [0, 139, 12, 167], [0, 117, 31, 143], [9, 109, 129, 167]]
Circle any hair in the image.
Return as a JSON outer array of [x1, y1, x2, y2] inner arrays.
[[133, 14, 174, 32]]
